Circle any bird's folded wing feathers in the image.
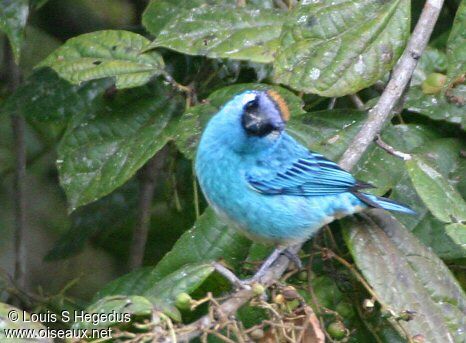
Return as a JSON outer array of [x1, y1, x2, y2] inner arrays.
[[246, 135, 372, 197]]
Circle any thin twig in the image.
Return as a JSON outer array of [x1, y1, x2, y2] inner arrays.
[[375, 135, 412, 161], [339, 0, 444, 171], [327, 97, 337, 109], [175, 0, 444, 339], [4, 39, 27, 293], [128, 156, 158, 270], [348, 94, 365, 110]]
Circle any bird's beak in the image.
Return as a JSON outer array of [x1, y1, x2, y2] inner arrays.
[[242, 110, 285, 137]]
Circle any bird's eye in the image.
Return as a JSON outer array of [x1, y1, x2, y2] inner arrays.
[[244, 98, 259, 111]]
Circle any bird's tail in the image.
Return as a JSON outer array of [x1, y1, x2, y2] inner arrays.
[[353, 192, 416, 215]]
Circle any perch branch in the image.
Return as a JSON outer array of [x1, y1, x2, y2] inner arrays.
[[339, 0, 444, 170], [176, 0, 444, 340], [4, 40, 27, 292], [128, 156, 158, 270]]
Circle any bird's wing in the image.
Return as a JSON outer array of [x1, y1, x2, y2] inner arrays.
[[246, 135, 372, 196]]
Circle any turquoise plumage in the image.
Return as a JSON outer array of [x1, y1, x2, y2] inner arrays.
[[195, 90, 414, 247]]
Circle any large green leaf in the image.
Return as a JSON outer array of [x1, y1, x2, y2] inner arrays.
[[0, 0, 29, 63], [406, 156, 466, 224], [0, 303, 52, 342], [390, 138, 466, 260], [273, 0, 410, 96], [446, 0, 466, 85], [96, 207, 250, 298], [90, 264, 214, 323], [142, 0, 276, 37], [405, 86, 466, 130], [39, 30, 165, 89], [344, 210, 466, 343], [143, 263, 214, 306], [57, 81, 184, 211], [2, 68, 108, 123], [151, 6, 287, 63], [174, 83, 304, 159]]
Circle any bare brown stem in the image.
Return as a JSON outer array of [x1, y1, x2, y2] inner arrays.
[[128, 156, 158, 270], [348, 94, 365, 110], [4, 40, 27, 293]]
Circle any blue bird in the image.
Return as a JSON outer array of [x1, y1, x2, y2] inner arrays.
[[195, 90, 414, 278]]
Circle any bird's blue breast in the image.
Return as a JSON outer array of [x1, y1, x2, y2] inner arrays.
[[195, 134, 364, 245]]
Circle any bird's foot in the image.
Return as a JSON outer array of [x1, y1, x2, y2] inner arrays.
[[213, 247, 303, 290], [282, 249, 303, 270]]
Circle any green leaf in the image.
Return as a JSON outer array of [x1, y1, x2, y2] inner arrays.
[[344, 210, 466, 342], [144, 263, 214, 307], [405, 86, 466, 130], [57, 81, 184, 211], [413, 215, 466, 261], [390, 138, 466, 260], [39, 30, 165, 89], [2, 68, 108, 123], [142, 0, 276, 37], [96, 207, 251, 297], [0, 0, 29, 63], [151, 6, 287, 63], [90, 265, 214, 323], [174, 83, 304, 159], [73, 295, 153, 330], [287, 109, 366, 160], [446, 0, 466, 85], [273, 0, 410, 96], [0, 303, 52, 342], [406, 156, 466, 223]]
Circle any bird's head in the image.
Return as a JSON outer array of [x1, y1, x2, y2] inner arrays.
[[202, 90, 290, 154]]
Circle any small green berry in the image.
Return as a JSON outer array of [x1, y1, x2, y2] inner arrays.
[[252, 283, 265, 296], [297, 271, 308, 281], [327, 321, 346, 340], [335, 301, 355, 319], [422, 73, 447, 94], [175, 293, 192, 310]]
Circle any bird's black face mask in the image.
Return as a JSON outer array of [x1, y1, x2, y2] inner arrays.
[[241, 93, 285, 137]]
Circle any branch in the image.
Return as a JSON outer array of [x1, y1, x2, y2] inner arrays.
[[339, 0, 444, 171], [176, 0, 444, 339], [128, 156, 158, 270], [4, 40, 27, 292]]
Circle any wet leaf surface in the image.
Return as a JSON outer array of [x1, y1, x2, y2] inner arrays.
[[57, 81, 184, 210], [152, 6, 287, 63], [344, 210, 466, 342], [446, 0, 466, 85], [405, 86, 466, 130], [273, 0, 410, 96], [406, 156, 466, 224], [39, 30, 165, 89]]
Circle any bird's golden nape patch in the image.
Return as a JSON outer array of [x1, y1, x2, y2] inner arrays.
[[266, 90, 290, 122]]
